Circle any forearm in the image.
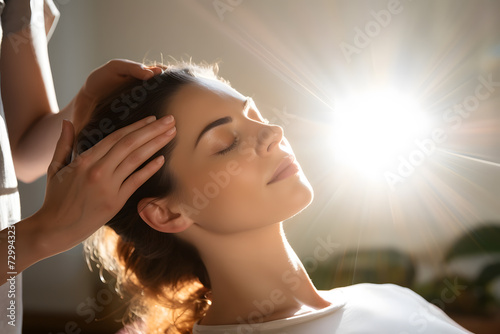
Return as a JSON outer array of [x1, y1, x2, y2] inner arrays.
[[1, 106, 175, 285], [12, 58, 163, 182], [12, 99, 75, 183], [0, 0, 59, 182]]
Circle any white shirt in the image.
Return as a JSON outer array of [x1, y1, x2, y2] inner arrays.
[[193, 283, 472, 334]]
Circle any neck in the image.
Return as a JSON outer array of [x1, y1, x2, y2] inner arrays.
[[190, 223, 330, 325]]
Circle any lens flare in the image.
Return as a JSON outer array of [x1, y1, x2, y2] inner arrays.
[[331, 90, 430, 177]]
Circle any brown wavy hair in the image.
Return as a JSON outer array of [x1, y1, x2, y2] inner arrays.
[[79, 63, 221, 333]]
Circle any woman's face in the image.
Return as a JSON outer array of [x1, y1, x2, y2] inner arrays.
[[167, 78, 313, 234]]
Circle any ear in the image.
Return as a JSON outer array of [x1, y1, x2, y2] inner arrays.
[[138, 197, 194, 233]]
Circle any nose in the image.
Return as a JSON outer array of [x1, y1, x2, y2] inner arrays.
[[256, 124, 284, 156]]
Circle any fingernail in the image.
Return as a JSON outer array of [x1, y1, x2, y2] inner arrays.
[[155, 155, 165, 164], [145, 116, 156, 124], [152, 67, 163, 74], [62, 119, 72, 132], [165, 126, 176, 136], [162, 115, 174, 124]]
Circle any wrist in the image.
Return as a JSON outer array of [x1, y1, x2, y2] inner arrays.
[[24, 211, 68, 262]]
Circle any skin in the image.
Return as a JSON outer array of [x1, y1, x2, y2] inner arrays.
[[139, 79, 331, 325], [0, 0, 174, 284], [0, 114, 176, 284]]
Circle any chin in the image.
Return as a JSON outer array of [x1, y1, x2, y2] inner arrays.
[[300, 185, 314, 211], [299, 170, 314, 201], [286, 176, 314, 219]]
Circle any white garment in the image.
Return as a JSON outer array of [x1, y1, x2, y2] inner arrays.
[[0, 1, 59, 333], [193, 283, 472, 334]]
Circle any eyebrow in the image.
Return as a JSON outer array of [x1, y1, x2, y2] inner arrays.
[[194, 99, 251, 148], [194, 116, 232, 148]]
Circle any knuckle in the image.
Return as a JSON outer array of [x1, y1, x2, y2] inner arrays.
[[127, 174, 143, 191], [87, 165, 105, 182], [124, 151, 143, 166], [105, 129, 123, 143], [74, 154, 91, 169], [119, 135, 137, 150], [106, 59, 119, 66], [47, 161, 61, 174]]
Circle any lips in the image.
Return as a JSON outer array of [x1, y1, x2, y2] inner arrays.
[[267, 155, 299, 185]]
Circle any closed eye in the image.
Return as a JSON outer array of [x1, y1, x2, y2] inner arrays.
[[216, 137, 239, 155]]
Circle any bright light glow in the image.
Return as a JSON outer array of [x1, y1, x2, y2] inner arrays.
[[331, 90, 430, 176]]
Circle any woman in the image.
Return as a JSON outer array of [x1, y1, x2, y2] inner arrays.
[[79, 63, 471, 334]]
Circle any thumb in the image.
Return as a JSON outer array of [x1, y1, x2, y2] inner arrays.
[[47, 120, 75, 180]]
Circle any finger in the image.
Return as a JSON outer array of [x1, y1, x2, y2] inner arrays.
[[47, 120, 75, 180], [77, 115, 157, 162], [135, 64, 156, 80], [106, 59, 156, 80], [119, 155, 165, 200], [113, 125, 176, 181], [145, 66, 164, 75], [96, 115, 175, 170]]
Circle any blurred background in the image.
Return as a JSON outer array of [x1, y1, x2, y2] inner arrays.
[[19, 0, 500, 333]]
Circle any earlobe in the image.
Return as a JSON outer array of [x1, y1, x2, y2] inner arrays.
[[138, 197, 193, 233]]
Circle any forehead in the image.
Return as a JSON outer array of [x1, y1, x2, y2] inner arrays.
[[167, 79, 246, 144], [169, 79, 245, 126]]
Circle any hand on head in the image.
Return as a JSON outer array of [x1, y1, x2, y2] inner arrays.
[[34, 113, 175, 259], [73, 59, 164, 134]]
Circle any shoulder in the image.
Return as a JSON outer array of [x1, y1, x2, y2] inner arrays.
[[334, 282, 412, 294], [320, 283, 472, 334], [346, 282, 421, 298], [323, 283, 425, 317], [322, 283, 422, 305]]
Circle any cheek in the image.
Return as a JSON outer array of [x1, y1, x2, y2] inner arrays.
[[177, 159, 313, 234], [175, 159, 248, 216], [267, 176, 314, 220], [180, 160, 264, 232]]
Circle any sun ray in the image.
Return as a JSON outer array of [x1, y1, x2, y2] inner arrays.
[[437, 149, 500, 168], [184, 1, 500, 292]]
